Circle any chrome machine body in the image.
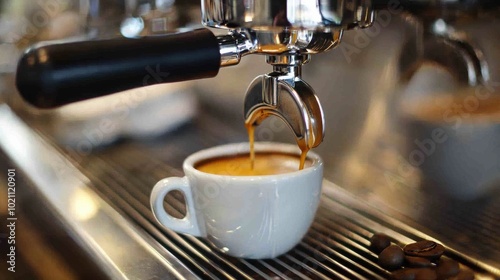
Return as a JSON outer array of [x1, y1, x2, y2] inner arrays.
[[203, 0, 375, 149], [2, 0, 500, 279]]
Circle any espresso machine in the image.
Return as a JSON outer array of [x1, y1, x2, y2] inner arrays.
[[2, 0, 500, 279], [16, 0, 376, 151]]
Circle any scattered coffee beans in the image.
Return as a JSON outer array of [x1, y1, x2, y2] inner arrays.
[[436, 259, 460, 278], [391, 268, 417, 280], [414, 268, 437, 280], [452, 270, 475, 280], [370, 233, 392, 254], [379, 245, 405, 270], [404, 240, 445, 261], [369, 233, 476, 280], [404, 256, 432, 268]]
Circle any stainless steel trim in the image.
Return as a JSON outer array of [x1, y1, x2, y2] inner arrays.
[[244, 56, 325, 150], [257, 260, 291, 279], [202, 0, 375, 30], [4, 102, 498, 279], [238, 259, 273, 279], [0, 104, 198, 280], [272, 258, 311, 279], [293, 249, 351, 280], [217, 30, 258, 67], [303, 235, 384, 279], [321, 180, 500, 276], [283, 254, 331, 279], [56, 112, 499, 279]]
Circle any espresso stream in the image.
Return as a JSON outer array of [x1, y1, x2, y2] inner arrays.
[[195, 152, 306, 176], [246, 123, 309, 171], [195, 125, 311, 176]]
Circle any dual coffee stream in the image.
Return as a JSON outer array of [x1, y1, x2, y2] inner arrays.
[[195, 124, 311, 176]]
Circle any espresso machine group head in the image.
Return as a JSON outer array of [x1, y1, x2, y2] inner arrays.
[[15, 0, 375, 150], [14, 0, 497, 149], [202, 0, 375, 150]]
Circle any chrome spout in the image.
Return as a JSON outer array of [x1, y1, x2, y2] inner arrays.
[[244, 54, 324, 150]]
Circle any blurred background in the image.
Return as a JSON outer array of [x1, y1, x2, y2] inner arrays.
[[0, 0, 499, 279]]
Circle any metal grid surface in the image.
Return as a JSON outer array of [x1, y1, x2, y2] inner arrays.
[[30, 113, 498, 280], [62, 144, 498, 279]]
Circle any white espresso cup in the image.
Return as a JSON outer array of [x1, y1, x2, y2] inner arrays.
[[150, 142, 323, 259]]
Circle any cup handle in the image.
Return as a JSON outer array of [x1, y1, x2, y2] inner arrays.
[[150, 177, 203, 237]]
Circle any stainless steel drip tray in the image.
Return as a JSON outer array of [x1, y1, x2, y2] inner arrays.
[[1, 104, 499, 279]]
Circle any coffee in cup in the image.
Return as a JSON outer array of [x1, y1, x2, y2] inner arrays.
[[150, 142, 323, 259], [246, 123, 310, 170], [195, 152, 312, 176]]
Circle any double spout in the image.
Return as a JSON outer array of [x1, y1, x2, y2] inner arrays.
[[244, 54, 324, 150]]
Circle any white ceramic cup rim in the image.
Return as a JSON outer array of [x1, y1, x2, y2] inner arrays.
[[184, 142, 322, 180]]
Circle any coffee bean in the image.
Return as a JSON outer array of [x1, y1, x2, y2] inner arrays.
[[379, 245, 405, 270], [404, 256, 432, 268], [414, 268, 437, 280], [451, 270, 475, 280], [391, 267, 441, 280], [404, 240, 436, 253], [370, 233, 392, 254], [391, 268, 417, 280], [403, 240, 445, 261], [370, 234, 476, 280], [436, 259, 460, 278]]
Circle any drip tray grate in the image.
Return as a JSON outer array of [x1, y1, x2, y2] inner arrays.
[[30, 112, 498, 280], [58, 141, 497, 280]]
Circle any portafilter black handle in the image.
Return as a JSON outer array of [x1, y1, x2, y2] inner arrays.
[[16, 28, 220, 108]]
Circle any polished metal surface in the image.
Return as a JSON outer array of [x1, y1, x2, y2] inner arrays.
[[2, 0, 500, 279], [216, 30, 257, 66], [191, 4, 500, 272], [0, 104, 198, 280], [202, 0, 375, 30], [244, 54, 324, 150], [215, 28, 344, 57], [204, 0, 369, 158], [205, 0, 498, 157], [206, 0, 349, 63], [1, 92, 499, 278], [214, 27, 343, 68], [6, 103, 497, 279]]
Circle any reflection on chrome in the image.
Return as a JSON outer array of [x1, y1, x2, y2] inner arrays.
[[70, 189, 99, 221], [0, 104, 198, 279]]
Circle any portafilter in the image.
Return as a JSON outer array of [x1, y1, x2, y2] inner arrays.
[[15, 0, 498, 149]]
